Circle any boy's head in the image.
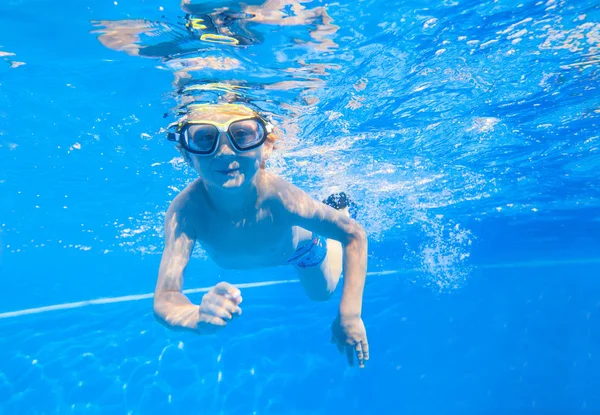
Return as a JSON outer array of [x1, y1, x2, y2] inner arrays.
[[169, 103, 277, 189]]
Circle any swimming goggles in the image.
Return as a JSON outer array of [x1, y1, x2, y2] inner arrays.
[[167, 117, 270, 155]]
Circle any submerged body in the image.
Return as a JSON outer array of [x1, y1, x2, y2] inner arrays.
[[172, 174, 330, 271], [153, 103, 369, 367]]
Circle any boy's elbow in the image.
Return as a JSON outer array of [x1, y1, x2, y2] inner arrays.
[[153, 299, 163, 319], [348, 224, 367, 246], [153, 290, 163, 308], [153, 292, 169, 321], [153, 296, 178, 329]]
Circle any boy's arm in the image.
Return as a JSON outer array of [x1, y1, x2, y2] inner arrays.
[[154, 198, 243, 332], [276, 183, 368, 318], [153, 201, 200, 330], [275, 182, 370, 367]]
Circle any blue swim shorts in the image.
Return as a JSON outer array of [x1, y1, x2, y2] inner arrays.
[[287, 234, 327, 268]]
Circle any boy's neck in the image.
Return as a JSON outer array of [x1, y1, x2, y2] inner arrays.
[[203, 171, 262, 218]]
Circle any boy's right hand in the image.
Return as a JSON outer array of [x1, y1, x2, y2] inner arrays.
[[197, 282, 243, 332]]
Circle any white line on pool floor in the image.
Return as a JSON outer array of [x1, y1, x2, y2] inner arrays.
[[1, 258, 599, 320], [0, 272, 397, 319]]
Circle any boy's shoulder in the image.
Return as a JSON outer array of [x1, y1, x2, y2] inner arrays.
[[260, 170, 290, 192], [258, 171, 314, 213], [167, 178, 207, 216], [258, 171, 296, 203], [164, 178, 209, 237]]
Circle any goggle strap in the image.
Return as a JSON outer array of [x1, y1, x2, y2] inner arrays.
[[167, 132, 179, 142]]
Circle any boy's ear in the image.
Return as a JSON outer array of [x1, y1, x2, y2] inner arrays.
[[263, 139, 273, 158], [260, 138, 275, 169]]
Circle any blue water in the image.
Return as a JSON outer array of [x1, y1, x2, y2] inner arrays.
[[1, 0, 600, 413]]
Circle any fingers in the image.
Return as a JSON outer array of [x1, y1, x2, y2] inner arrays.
[[331, 334, 369, 368], [214, 282, 242, 304], [205, 292, 242, 316], [355, 343, 364, 368], [203, 315, 226, 326], [198, 282, 244, 329], [355, 341, 372, 368], [361, 340, 370, 362], [200, 302, 233, 320]]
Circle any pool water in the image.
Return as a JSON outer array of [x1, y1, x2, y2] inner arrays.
[[1, 0, 599, 413]]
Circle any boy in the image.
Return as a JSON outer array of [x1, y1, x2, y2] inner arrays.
[[153, 103, 369, 368]]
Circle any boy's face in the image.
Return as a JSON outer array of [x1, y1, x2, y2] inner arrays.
[[179, 110, 271, 189]]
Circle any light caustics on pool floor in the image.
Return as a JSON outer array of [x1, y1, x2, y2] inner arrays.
[[1, 257, 599, 320]]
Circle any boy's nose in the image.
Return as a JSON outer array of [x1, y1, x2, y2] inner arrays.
[[215, 132, 235, 156]]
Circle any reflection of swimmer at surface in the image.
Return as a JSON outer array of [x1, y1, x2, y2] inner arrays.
[[92, 0, 337, 57], [184, 0, 339, 50], [153, 103, 369, 368]]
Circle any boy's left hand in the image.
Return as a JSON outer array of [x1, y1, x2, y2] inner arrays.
[[331, 315, 369, 368]]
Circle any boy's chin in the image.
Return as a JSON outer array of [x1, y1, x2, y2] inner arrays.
[[203, 168, 260, 189], [221, 173, 245, 189], [206, 170, 246, 189]]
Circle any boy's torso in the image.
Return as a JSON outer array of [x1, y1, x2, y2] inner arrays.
[[201, 206, 296, 269], [180, 175, 305, 269]]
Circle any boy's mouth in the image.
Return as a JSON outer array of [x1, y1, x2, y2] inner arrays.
[[216, 167, 240, 176]]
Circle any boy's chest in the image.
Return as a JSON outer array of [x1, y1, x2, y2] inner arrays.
[[199, 209, 293, 268]]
